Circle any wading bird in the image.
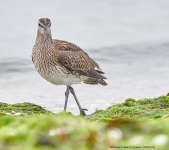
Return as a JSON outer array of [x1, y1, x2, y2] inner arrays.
[[32, 18, 107, 116]]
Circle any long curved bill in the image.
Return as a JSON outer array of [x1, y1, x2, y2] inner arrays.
[[44, 26, 53, 44]]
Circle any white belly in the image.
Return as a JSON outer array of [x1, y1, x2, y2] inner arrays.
[[37, 66, 87, 86]]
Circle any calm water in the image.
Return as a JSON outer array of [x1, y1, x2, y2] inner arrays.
[[0, 0, 169, 115]]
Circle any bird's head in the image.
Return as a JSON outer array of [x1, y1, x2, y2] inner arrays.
[[38, 18, 53, 44]]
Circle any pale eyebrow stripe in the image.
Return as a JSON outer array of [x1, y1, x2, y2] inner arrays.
[[39, 22, 44, 27]]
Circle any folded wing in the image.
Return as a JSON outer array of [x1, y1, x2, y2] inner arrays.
[[54, 40, 107, 82]]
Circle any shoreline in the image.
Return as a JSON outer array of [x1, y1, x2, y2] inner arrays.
[[0, 95, 169, 149]]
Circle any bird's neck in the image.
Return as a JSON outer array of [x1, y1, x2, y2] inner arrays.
[[35, 31, 52, 46]]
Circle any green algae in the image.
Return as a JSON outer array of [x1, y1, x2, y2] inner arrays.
[[0, 96, 169, 150], [0, 112, 110, 150], [0, 112, 169, 150], [0, 102, 52, 115], [86, 95, 169, 121]]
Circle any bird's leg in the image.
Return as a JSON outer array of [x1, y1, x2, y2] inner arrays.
[[64, 86, 70, 111], [69, 86, 88, 116]]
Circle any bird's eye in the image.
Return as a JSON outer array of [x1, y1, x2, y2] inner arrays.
[[48, 23, 51, 27], [39, 23, 42, 27]]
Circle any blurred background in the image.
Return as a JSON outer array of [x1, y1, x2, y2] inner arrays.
[[0, 0, 169, 115]]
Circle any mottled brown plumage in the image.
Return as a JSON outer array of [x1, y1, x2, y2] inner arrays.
[[32, 18, 107, 116], [39, 18, 51, 26]]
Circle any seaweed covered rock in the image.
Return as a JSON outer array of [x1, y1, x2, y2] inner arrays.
[[0, 102, 52, 115], [86, 96, 169, 121]]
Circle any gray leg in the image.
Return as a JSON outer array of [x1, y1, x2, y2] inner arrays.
[[69, 86, 88, 116], [64, 86, 70, 111]]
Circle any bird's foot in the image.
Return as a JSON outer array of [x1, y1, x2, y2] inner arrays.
[[80, 108, 88, 116]]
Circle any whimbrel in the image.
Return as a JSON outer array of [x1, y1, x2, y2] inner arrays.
[[32, 18, 107, 116]]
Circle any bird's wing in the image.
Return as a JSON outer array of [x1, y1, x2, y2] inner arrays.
[[58, 51, 106, 79]]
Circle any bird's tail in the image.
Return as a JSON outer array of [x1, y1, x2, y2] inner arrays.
[[83, 78, 107, 86]]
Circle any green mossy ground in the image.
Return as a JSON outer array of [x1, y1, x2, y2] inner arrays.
[[0, 102, 52, 115], [0, 96, 169, 150], [86, 95, 169, 121]]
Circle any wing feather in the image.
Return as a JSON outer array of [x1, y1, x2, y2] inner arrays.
[[58, 51, 106, 79], [54, 40, 106, 79], [58, 51, 99, 71]]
